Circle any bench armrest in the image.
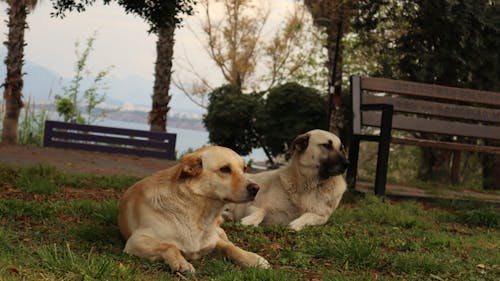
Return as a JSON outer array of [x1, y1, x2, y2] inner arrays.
[[361, 103, 394, 113]]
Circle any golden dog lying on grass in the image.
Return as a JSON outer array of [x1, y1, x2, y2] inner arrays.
[[224, 129, 348, 231], [118, 146, 270, 274]]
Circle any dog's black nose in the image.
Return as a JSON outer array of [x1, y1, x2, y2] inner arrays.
[[246, 182, 260, 198], [343, 159, 350, 170]]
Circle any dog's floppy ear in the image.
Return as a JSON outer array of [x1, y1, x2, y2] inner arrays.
[[173, 153, 203, 181], [291, 133, 310, 153]]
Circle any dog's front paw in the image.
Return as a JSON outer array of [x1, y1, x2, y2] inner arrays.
[[245, 252, 271, 269], [255, 255, 271, 269], [169, 259, 195, 274], [288, 220, 305, 231], [240, 215, 261, 227]]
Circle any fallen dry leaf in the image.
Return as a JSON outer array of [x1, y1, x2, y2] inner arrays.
[[430, 273, 445, 281], [7, 267, 19, 274]]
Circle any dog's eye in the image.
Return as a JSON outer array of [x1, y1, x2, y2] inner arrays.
[[321, 141, 333, 150], [219, 166, 232, 174]]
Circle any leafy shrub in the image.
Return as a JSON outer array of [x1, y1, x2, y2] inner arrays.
[[203, 85, 263, 155], [256, 82, 328, 156]]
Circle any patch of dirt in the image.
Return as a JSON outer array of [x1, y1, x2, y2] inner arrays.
[[1, 143, 499, 204], [356, 181, 500, 204], [0, 185, 122, 202], [0, 143, 176, 177]]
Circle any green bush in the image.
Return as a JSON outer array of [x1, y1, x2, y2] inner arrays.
[[256, 82, 328, 156], [204, 82, 328, 158], [203, 85, 263, 156]]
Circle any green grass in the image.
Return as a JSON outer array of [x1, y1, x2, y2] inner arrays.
[[14, 164, 59, 194], [0, 165, 499, 280], [0, 163, 139, 193]]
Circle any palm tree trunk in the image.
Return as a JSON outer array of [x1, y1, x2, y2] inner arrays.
[[149, 24, 175, 132], [2, 2, 27, 144]]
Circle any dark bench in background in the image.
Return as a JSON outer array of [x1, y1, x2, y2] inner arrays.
[[43, 120, 177, 160], [346, 75, 500, 196]]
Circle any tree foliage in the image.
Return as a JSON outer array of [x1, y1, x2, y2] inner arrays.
[[201, 0, 268, 91], [352, 0, 499, 90], [50, 0, 196, 32], [175, 0, 327, 107], [396, 0, 499, 90], [55, 34, 112, 124], [203, 85, 262, 156], [303, 0, 358, 135], [351, 0, 499, 188], [204, 82, 328, 159], [51, 0, 197, 133], [256, 82, 328, 157]]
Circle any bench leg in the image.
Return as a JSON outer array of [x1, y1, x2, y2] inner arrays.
[[346, 136, 360, 190], [374, 107, 393, 197], [374, 140, 390, 196]]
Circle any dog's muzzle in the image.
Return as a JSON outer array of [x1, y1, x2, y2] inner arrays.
[[320, 156, 350, 179], [246, 182, 260, 200]]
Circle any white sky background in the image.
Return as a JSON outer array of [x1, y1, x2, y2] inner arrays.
[[0, 0, 297, 86]]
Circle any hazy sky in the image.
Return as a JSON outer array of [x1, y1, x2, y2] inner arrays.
[[0, 0, 296, 84]]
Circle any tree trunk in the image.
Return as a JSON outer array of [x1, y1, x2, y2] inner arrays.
[[303, 1, 353, 138], [450, 151, 461, 185], [326, 21, 345, 137], [1, 2, 27, 144], [482, 151, 500, 190], [418, 147, 452, 184], [149, 24, 175, 132]]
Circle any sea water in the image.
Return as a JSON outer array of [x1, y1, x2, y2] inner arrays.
[[97, 119, 267, 162]]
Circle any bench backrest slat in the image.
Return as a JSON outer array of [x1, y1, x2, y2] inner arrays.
[[363, 95, 500, 123], [44, 120, 177, 159], [46, 120, 170, 139], [351, 75, 500, 142], [361, 76, 500, 106], [362, 112, 500, 140], [349, 75, 500, 195], [49, 130, 171, 150], [46, 140, 172, 159]]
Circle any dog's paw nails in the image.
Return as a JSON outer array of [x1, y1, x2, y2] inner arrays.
[[171, 261, 195, 274], [221, 212, 234, 222], [257, 256, 271, 269], [288, 222, 303, 231], [245, 253, 270, 269], [240, 216, 259, 227]]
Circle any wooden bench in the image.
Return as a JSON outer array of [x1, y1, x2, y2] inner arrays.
[[43, 120, 177, 160], [346, 76, 500, 196]]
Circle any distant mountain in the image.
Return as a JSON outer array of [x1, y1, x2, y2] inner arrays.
[[0, 49, 204, 114], [12, 61, 64, 103]]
